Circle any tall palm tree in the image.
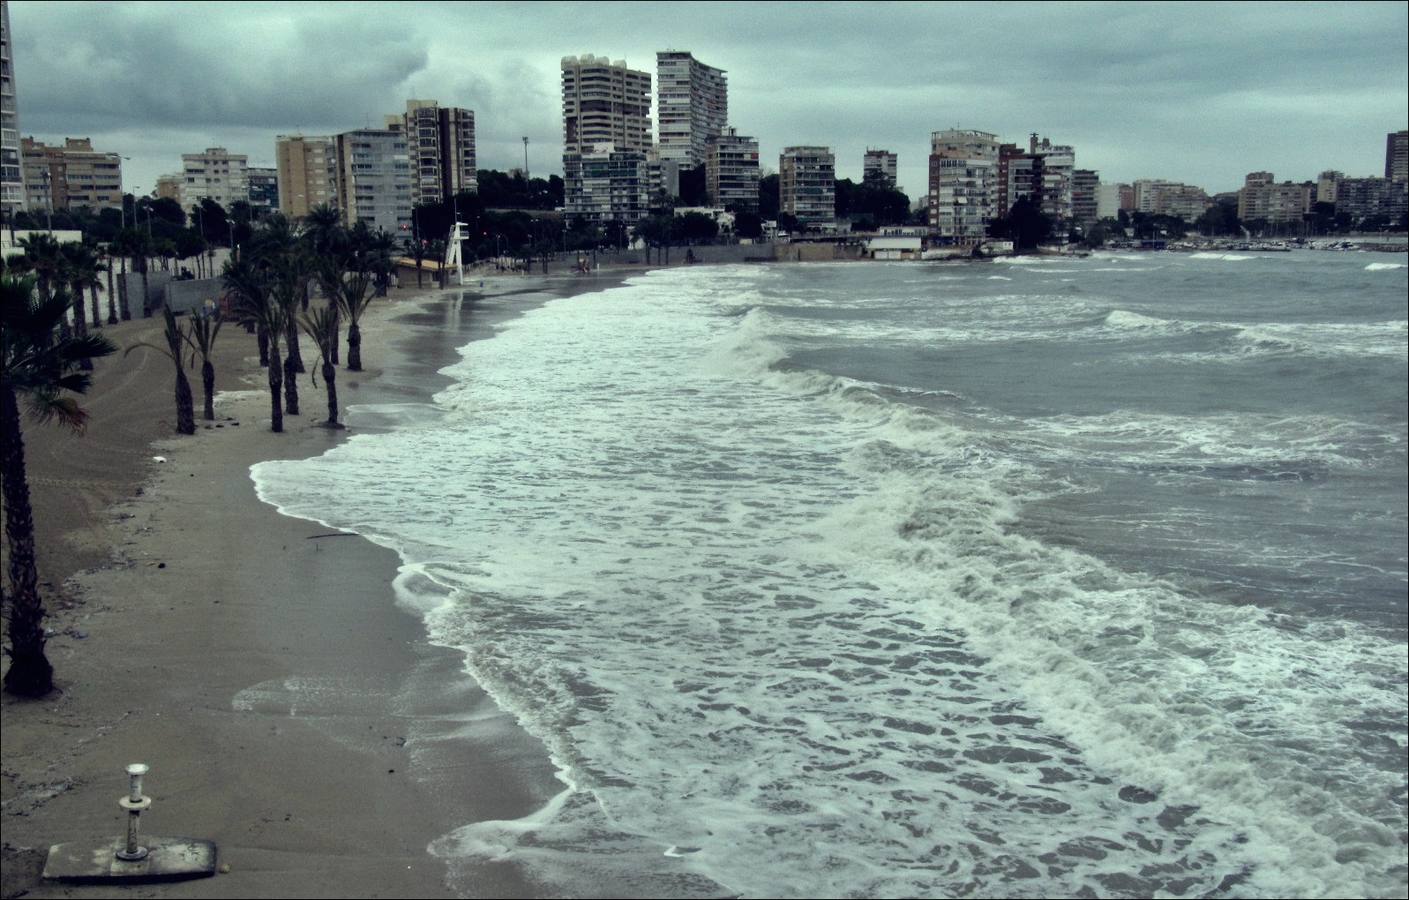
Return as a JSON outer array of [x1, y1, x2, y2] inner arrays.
[[297, 304, 343, 429], [335, 223, 379, 371], [15, 233, 64, 303], [2, 274, 117, 696], [60, 243, 100, 371], [125, 306, 195, 435], [110, 229, 136, 321], [224, 256, 286, 432], [183, 309, 223, 421], [103, 245, 118, 325]]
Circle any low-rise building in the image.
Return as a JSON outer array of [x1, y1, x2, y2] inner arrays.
[[21, 136, 123, 211], [1132, 179, 1212, 221], [1237, 172, 1310, 224]]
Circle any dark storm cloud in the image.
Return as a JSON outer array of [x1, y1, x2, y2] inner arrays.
[[9, 1, 1406, 197]]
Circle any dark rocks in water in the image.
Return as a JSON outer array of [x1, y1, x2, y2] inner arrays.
[[1119, 785, 1159, 803]]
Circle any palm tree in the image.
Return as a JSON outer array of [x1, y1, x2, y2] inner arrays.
[[297, 304, 344, 429], [60, 243, 101, 371], [224, 256, 269, 366], [15, 233, 64, 303], [103, 245, 118, 325], [2, 274, 117, 696], [334, 222, 379, 371], [183, 309, 223, 421], [125, 306, 195, 435], [110, 229, 137, 321], [223, 256, 286, 432], [131, 231, 153, 318]]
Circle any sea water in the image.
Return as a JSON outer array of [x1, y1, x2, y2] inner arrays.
[[252, 251, 1408, 898]]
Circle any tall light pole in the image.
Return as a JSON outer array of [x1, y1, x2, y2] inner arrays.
[[523, 137, 529, 181]]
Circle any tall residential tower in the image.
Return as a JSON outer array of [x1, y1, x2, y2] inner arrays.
[[656, 51, 727, 168], [561, 55, 652, 223], [1, 0, 25, 220]]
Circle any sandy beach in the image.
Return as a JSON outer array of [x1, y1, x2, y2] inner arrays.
[[2, 269, 630, 898]]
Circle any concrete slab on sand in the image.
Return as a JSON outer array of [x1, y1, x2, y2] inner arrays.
[[43, 836, 216, 883]]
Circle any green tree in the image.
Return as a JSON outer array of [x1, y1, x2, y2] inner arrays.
[[2, 274, 116, 696], [989, 198, 1054, 251], [759, 174, 780, 220], [224, 255, 286, 432], [125, 305, 196, 435], [183, 309, 223, 421], [298, 304, 343, 428]]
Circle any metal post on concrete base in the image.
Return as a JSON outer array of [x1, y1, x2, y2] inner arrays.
[[42, 763, 217, 884]]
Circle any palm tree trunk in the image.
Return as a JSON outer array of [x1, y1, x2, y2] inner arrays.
[[329, 307, 340, 366], [256, 325, 269, 367], [119, 257, 131, 321], [202, 360, 216, 420], [90, 284, 102, 329], [346, 321, 362, 371], [71, 290, 93, 372], [285, 319, 304, 373], [1, 386, 54, 696], [140, 263, 151, 318], [268, 342, 284, 433], [323, 360, 339, 426], [106, 260, 117, 324], [283, 354, 300, 416], [174, 368, 195, 435]]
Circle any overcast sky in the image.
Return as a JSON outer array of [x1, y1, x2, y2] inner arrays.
[[10, 1, 1407, 201]]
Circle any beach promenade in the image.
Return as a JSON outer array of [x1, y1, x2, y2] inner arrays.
[[1, 271, 625, 899]]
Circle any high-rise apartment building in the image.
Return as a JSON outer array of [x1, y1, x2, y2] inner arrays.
[[1132, 179, 1212, 221], [656, 51, 727, 168], [21, 137, 123, 211], [705, 127, 759, 213], [1096, 183, 1122, 220], [246, 167, 278, 215], [0, 0, 24, 220], [568, 143, 650, 225], [1316, 170, 1343, 205], [1006, 134, 1074, 223], [927, 129, 999, 242], [1336, 176, 1408, 225], [562, 55, 652, 154], [402, 99, 477, 207], [863, 149, 898, 188], [276, 135, 338, 219], [1071, 169, 1100, 228], [181, 147, 248, 208], [1385, 130, 1407, 182], [334, 128, 411, 235], [562, 55, 652, 223], [1237, 172, 1310, 223], [779, 146, 835, 229]]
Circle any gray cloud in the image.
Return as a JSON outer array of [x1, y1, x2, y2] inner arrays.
[[9, 1, 1406, 199]]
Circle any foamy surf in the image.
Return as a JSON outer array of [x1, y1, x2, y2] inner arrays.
[[249, 255, 1406, 899]]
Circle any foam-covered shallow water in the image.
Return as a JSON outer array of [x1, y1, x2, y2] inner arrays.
[[253, 252, 1408, 898]]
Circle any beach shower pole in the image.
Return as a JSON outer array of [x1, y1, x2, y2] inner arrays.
[[115, 764, 152, 861]]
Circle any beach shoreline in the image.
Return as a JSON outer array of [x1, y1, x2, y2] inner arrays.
[[1, 270, 630, 899]]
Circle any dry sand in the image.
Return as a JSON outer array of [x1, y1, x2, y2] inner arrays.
[[2, 269, 632, 898]]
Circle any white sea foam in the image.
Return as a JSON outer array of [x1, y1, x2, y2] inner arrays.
[[1364, 261, 1406, 271], [1190, 252, 1256, 261], [250, 264, 1407, 899]]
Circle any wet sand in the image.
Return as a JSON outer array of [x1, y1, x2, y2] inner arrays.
[[1, 269, 631, 898]]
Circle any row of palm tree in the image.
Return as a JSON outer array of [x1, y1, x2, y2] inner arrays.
[[3, 209, 401, 697]]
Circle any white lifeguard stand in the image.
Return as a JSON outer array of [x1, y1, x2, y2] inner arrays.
[[444, 221, 467, 285]]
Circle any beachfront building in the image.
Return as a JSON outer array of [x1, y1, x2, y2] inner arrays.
[[402, 99, 477, 206], [276, 134, 339, 220], [246, 166, 278, 216], [927, 128, 1000, 243], [646, 149, 682, 202], [1317, 170, 1343, 205], [1071, 169, 1099, 230], [1132, 179, 1212, 221], [21, 137, 123, 212], [1237, 171, 1311, 224], [1386, 130, 1407, 182], [780, 146, 835, 230], [565, 143, 649, 225], [562, 55, 653, 224], [863, 149, 898, 188], [1335, 176, 1408, 226], [656, 50, 727, 168], [155, 173, 183, 203], [1096, 182, 1122, 219], [705, 127, 759, 213], [334, 128, 412, 236], [1, 0, 24, 220]]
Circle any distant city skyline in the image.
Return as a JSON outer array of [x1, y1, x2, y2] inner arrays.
[[8, 1, 1408, 201]]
